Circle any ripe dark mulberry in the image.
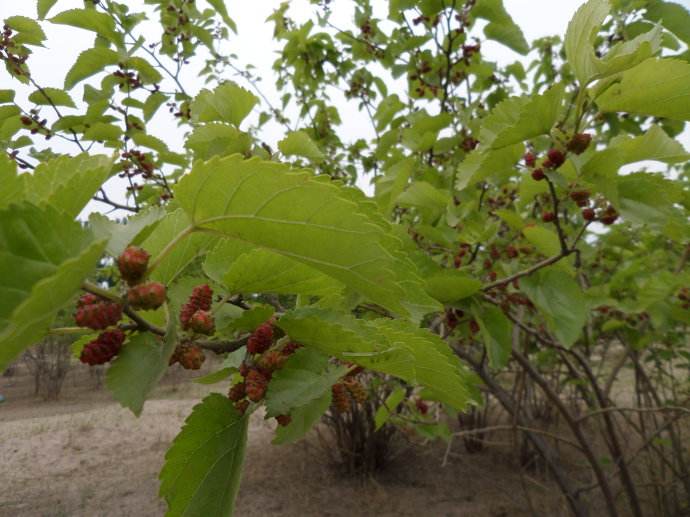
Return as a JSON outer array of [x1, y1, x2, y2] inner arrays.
[[600, 206, 619, 225], [531, 168, 545, 181], [245, 368, 268, 402], [545, 148, 566, 168], [118, 246, 150, 285], [567, 133, 592, 155], [247, 321, 274, 354], [416, 399, 429, 415], [275, 414, 292, 427], [582, 208, 596, 221], [74, 293, 122, 330], [80, 329, 125, 365], [282, 342, 302, 356], [542, 211, 556, 223], [127, 282, 166, 310]]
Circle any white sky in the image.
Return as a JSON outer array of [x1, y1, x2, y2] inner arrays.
[[1, 0, 688, 213]]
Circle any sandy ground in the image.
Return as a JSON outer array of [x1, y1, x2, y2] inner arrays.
[[0, 364, 570, 517]]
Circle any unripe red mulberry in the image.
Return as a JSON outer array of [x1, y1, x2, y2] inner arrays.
[[189, 310, 215, 335], [343, 378, 367, 404], [257, 350, 287, 372], [118, 246, 150, 285], [332, 383, 351, 413], [542, 211, 556, 223], [275, 414, 292, 427], [567, 133, 592, 155], [74, 294, 123, 330], [180, 284, 213, 329], [245, 368, 268, 402], [469, 319, 480, 334], [247, 321, 273, 354], [172, 343, 205, 370], [80, 329, 125, 365], [545, 148, 566, 168], [127, 281, 166, 310], [228, 382, 246, 402], [239, 362, 250, 378]]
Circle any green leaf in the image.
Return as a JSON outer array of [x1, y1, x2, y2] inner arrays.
[[521, 269, 586, 347], [216, 304, 275, 334], [159, 394, 248, 517], [564, 0, 610, 86], [5, 16, 46, 45], [474, 0, 529, 54], [616, 172, 683, 226], [473, 305, 512, 369], [142, 209, 215, 285], [174, 155, 428, 318], [50, 9, 121, 45], [64, 47, 119, 90], [206, 0, 237, 32], [425, 271, 481, 303], [396, 181, 451, 218], [83, 122, 122, 141], [374, 387, 406, 430], [478, 84, 565, 149], [0, 203, 105, 372], [122, 56, 162, 84], [374, 156, 414, 214], [186, 123, 252, 160], [596, 25, 662, 78], [646, 1, 690, 46], [143, 91, 167, 121], [191, 82, 258, 126], [193, 368, 233, 385], [278, 308, 479, 410], [455, 144, 522, 191], [0, 154, 22, 209], [19, 154, 114, 218], [28, 87, 76, 108], [89, 207, 165, 257], [38, 0, 58, 20], [273, 390, 331, 444], [522, 225, 562, 257], [596, 58, 690, 121], [265, 348, 346, 416], [0, 90, 15, 103], [106, 325, 177, 416], [225, 249, 344, 296], [278, 131, 325, 163]]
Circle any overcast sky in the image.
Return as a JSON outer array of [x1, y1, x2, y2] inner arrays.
[[1, 0, 688, 212]]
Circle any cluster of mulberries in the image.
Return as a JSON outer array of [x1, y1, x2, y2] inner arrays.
[[227, 333, 302, 420], [74, 293, 123, 330], [180, 284, 215, 335], [170, 342, 205, 370], [80, 330, 126, 365]]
